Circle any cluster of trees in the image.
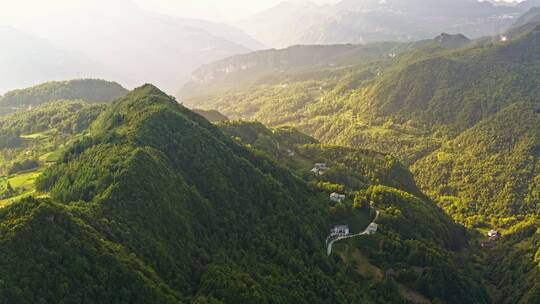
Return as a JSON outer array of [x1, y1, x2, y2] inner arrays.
[[0, 100, 106, 203], [0, 79, 127, 110], [217, 118, 489, 303], [6, 159, 39, 175], [182, 19, 540, 303], [10, 84, 493, 303], [413, 102, 540, 227], [15, 84, 407, 303]]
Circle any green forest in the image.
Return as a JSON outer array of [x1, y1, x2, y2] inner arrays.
[[181, 17, 540, 304], [0, 7, 539, 304]]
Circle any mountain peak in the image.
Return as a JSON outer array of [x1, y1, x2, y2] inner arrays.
[[434, 33, 471, 48], [123, 84, 175, 103]]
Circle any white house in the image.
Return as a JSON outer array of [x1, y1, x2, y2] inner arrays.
[[330, 192, 346, 203], [311, 163, 329, 175], [488, 229, 501, 241], [366, 223, 378, 235], [331, 225, 350, 236]]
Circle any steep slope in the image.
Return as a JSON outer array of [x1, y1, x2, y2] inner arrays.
[[192, 109, 229, 122], [0, 85, 488, 303], [358, 25, 540, 134], [512, 6, 540, 29], [188, 24, 540, 163], [0, 79, 128, 112], [179, 42, 403, 98], [412, 103, 540, 227], [218, 121, 421, 196], [484, 218, 540, 304], [0, 101, 106, 203]]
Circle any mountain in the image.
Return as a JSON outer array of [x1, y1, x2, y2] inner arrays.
[[179, 42, 404, 98], [192, 109, 229, 122], [433, 33, 472, 49], [0, 79, 128, 114], [15, 0, 263, 94], [510, 6, 540, 29], [0, 100, 106, 202], [486, 218, 540, 303], [0, 85, 488, 303], [183, 22, 540, 302], [185, 19, 540, 217], [237, 0, 328, 49], [0, 27, 107, 95], [412, 102, 540, 227], [238, 0, 522, 48], [517, 0, 540, 10], [218, 121, 421, 195]]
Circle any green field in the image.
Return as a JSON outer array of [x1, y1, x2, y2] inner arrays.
[[9, 171, 41, 191], [39, 150, 63, 163], [0, 171, 42, 207], [20, 132, 51, 140]]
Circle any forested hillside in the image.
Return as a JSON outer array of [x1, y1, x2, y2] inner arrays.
[[184, 20, 540, 303], [218, 121, 420, 196], [0, 100, 105, 205], [0, 79, 127, 114], [0, 85, 489, 303], [412, 103, 540, 227]]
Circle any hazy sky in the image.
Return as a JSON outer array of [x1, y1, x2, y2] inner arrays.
[[0, 0, 343, 24]]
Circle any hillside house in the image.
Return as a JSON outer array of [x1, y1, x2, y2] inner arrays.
[[311, 163, 329, 175], [366, 223, 378, 235], [488, 229, 501, 241], [330, 192, 346, 203], [331, 225, 350, 236]]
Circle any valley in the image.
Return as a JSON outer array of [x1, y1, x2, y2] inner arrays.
[[0, 1, 539, 303]]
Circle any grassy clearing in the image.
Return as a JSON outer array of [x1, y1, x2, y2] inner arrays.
[[8, 171, 41, 192], [39, 150, 63, 163], [20, 132, 50, 140], [0, 171, 42, 208]]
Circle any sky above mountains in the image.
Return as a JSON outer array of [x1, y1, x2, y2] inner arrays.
[[0, 0, 339, 23], [0, 0, 531, 94]]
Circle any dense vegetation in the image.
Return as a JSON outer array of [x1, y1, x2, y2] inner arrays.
[[0, 100, 105, 203], [185, 21, 540, 303], [192, 109, 229, 122], [0, 79, 127, 113], [218, 121, 420, 195], [0, 85, 491, 303], [484, 218, 540, 303], [1, 14, 540, 303], [412, 103, 540, 227]]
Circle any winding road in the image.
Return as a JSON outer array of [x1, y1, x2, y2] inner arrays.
[[326, 210, 380, 256]]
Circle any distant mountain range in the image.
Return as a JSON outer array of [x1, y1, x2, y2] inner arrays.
[[238, 0, 540, 48], [1, 1, 265, 95], [0, 27, 106, 95]]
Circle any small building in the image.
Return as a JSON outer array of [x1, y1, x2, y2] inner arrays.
[[366, 223, 378, 235], [331, 225, 350, 236], [488, 229, 501, 241], [311, 163, 329, 176], [330, 192, 346, 203]]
